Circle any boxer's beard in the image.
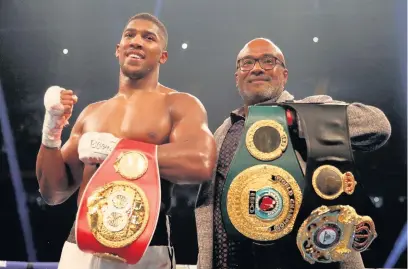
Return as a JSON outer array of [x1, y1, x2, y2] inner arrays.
[[122, 68, 147, 80], [121, 64, 153, 80], [239, 83, 285, 105]]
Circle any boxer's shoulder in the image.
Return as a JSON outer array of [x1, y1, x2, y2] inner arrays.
[[79, 100, 108, 117], [156, 84, 202, 107], [166, 91, 206, 112], [85, 100, 108, 110], [74, 100, 108, 127], [158, 83, 178, 94]]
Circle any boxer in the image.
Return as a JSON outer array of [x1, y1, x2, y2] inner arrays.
[[36, 13, 216, 269]]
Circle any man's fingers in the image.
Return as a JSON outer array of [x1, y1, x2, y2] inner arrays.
[[62, 115, 71, 125], [61, 95, 74, 100], [61, 90, 73, 95], [63, 105, 73, 114], [61, 100, 74, 105]]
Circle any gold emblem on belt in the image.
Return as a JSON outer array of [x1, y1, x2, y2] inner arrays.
[[87, 181, 149, 248], [312, 165, 357, 200], [246, 120, 288, 161], [227, 164, 302, 241], [114, 151, 148, 180], [297, 205, 377, 264]]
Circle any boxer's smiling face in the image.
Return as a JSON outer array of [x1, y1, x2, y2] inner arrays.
[[116, 19, 168, 80]]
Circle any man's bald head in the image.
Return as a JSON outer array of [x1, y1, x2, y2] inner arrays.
[[235, 38, 289, 106], [236, 38, 286, 68]]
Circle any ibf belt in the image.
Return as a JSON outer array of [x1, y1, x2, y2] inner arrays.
[[221, 105, 304, 241], [76, 139, 160, 264], [296, 205, 377, 264]]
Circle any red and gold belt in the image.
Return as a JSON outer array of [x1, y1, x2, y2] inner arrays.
[[76, 139, 161, 264]]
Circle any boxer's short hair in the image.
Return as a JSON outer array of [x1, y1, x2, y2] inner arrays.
[[127, 13, 168, 49]]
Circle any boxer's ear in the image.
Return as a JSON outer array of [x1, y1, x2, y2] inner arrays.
[[115, 44, 120, 58], [159, 51, 168, 64]]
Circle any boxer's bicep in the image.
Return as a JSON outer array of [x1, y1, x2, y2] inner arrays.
[[169, 93, 214, 147], [60, 106, 91, 188], [164, 93, 216, 182], [61, 126, 83, 188]]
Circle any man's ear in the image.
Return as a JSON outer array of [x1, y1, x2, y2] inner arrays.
[[115, 44, 120, 59], [159, 51, 168, 64], [282, 68, 289, 85]]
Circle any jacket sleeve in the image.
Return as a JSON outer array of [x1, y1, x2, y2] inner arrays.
[[299, 95, 391, 152], [195, 118, 230, 269], [340, 252, 365, 269]]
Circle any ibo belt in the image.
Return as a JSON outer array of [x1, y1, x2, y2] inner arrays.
[[76, 139, 161, 264]]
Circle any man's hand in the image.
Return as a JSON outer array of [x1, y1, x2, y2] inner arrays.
[[78, 132, 120, 165], [42, 86, 78, 148]]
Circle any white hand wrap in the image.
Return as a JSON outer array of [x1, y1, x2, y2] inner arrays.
[[42, 86, 65, 148], [78, 132, 120, 165]]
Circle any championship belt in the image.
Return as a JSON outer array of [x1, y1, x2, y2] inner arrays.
[[76, 139, 161, 264], [296, 205, 377, 264], [221, 105, 304, 242], [279, 103, 378, 264]]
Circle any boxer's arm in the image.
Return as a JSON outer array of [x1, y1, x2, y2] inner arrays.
[[36, 109, 87, 205], [158, 93, 217, 184], [300, 95, 391, 151]]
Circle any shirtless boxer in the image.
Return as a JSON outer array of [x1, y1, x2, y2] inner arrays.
[[36, 13, 216, 269]]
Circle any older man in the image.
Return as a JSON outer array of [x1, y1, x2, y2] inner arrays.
[[195, 38, 391, 269]]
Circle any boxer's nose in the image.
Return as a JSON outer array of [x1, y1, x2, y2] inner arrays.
[[130, 34, 144, 49]]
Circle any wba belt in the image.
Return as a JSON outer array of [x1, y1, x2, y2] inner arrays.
[[76, 139, 161, 264], [221, 105, 304, 242]]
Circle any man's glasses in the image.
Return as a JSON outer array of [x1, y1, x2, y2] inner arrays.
[[237, 56, 285, 71]]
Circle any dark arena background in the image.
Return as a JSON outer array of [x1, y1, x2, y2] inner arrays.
[[0, 0, 406, 268]]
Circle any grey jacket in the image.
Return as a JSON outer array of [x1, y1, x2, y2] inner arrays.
[[195, 91, 391, 269]]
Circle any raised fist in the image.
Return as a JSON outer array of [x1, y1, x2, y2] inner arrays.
[[42, 86, 78, 148]]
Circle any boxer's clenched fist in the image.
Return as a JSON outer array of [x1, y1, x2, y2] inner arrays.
[[60, 89, 78, 123], [42, 86, 78, 148]]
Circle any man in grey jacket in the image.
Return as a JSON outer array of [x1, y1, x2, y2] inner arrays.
[[195, 38, 391, 269]]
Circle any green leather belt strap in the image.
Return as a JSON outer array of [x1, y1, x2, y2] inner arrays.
[[221, 105, 304, 241]]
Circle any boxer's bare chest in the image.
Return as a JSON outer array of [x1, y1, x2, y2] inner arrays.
[[82, 92, 172, 145], [77, 92, 173, 203]]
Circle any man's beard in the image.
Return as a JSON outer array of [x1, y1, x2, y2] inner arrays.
[[239, 84, 284, 105], [120, 64, 152, 80]]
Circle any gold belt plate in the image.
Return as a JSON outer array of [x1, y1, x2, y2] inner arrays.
[[297, 205, 377, 264], [227, 164, 302, 241], [86, 181, 149, 248]]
